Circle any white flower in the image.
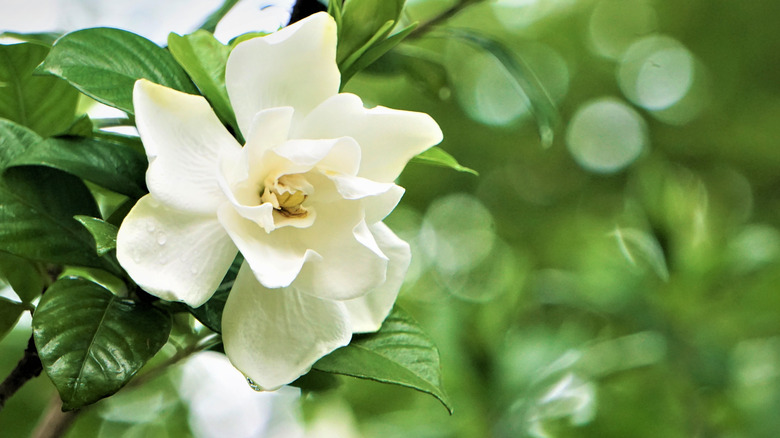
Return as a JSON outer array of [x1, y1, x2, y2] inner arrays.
[[116, 12, 442, 390]]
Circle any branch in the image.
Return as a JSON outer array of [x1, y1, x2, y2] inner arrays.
[[0, 335, 43, 413], [31, 396, 77, 438], [407, 0, 483, 40], [289, 0, 328, 25]]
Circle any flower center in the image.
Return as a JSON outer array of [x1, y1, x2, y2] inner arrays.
[[261, 174, 311, 218]]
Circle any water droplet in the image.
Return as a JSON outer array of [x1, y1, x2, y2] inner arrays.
[[158, 255, 170, 265], [156, 232, 167, 245], [246, 377, 262, 392], [146, 222, 156, 233], [190, 266, 199, 275], [132, 249, 142, 263]]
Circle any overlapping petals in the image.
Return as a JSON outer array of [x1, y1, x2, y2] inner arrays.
[[116, 12, 443, 390]]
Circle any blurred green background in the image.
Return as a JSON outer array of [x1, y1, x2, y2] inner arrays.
[[3, 0, 780, 436]]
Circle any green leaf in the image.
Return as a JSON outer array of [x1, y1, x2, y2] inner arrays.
[[0, 31, 61, 47], [0, 296, 27, 342], [611, 227, 670, 281], [168, 31, 237, 130], [74, 216, 118, 256], [411, 146, 478, 175], [198, 0, 241, 33], [0, 120, 112, 270], [313, 306, 452, 414], [32, 277, 171, 410], [341, 22, 417, 86], [0, 42, 79, 137], [63, 114, 94, 137], [0, 251, 44, 303], [338, 0, 405, 64], [38, 28, 197, 114], [7, 136, 147, 198], [444, 29, 559, 148]]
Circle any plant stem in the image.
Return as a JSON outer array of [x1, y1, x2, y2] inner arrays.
[[407, 0, 484, 40], [0, 335, 43, 413], [31, 396, 77, 438]]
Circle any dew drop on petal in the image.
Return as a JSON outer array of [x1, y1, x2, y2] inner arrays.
[[190, 266, 199, 275], [156, 232, 167, 245], [246, 377, 262, 392], [146, 222, 156, 233]]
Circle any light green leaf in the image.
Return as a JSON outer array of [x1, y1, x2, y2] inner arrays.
[[0, 42, 79, 137], [33, 277, 171, 410], [444, 29, 559, 148], [0, 31, 60, 47], [0, 251, 44, 303], [74, 216, 118, 256], [38, 28, 197, 114], [313, 306, 453, 413], [0, 120, 112, 271], [0, 296, 27, 342], [412, 146, 477, 175], [7, 136, 147, 198], [168, 31, 237, 130], [341, 22, 417, 86], [338, 0, 405, 64], [611, 227, 670, 281]]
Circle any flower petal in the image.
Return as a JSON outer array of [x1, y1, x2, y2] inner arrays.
[[134, 79, 241, 214], [329, 175, 405, 223], [116, 195, 238, 307], [222, 263, 351, 390], [344, 223, 411, 333], [226, 12, 340, 137], [291, 201, 389, 301], [218, 204, 319, 288], [296, 93, 444, 182]]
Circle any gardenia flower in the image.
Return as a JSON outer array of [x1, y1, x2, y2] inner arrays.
[[116, 12, 442, 390]]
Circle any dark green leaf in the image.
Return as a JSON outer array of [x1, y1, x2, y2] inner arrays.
[[313, 306, 452, 413], [0, 120, 111, 270], [444, 29, 558, 148], [64, 114, 94, 137], [0, 297, 26, 342], [291, 369, 341, 393], [38, 28, 197, 114], [0, 251, 44, 303], [168, 31, 237, 130], [7, 136, 147, 198], [74, 216, 118, 256], [412, 146, 478, 175], [0, 42, 79, 136], [32, 277, 171, 410]]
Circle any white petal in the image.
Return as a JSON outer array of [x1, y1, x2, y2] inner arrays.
[[222, 263, 351, 390], [243, 106, 295, 164], [134, 80, 241, 214], [296, 93, 444, 182], [272, 137, 360, 176], [329, 175, 405, 223], [226, 12, 340, 138], [116, 195, 238, 307], [291, 201, 389, 301], [218, 204, 319, 288], [344, 223, 411, 333]]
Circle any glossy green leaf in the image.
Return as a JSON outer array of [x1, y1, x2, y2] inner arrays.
[[0, 297, 27, 342], [0, 43, 79, 137], [412, 146, 478, 175], [0, 31, 61, 47], [7, 136, 147, 198], [313, 306, 452, 413], [0, 251, 44, 303], [74, 216, 118, 256], [32, 277, 171, 410], [444, 29, 559, 148], [341, 22, 416, 86], [0, 120, 112, 271], [168, 31, 237, 130], [38, 28, 197, 114], [338, 0, 405, 64]]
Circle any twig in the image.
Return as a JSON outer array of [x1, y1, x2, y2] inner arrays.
[[407, 0, 483, 40], [289, 0, 328, 25], [0, 335, 43, 413], [31, 396, 77, 438]]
